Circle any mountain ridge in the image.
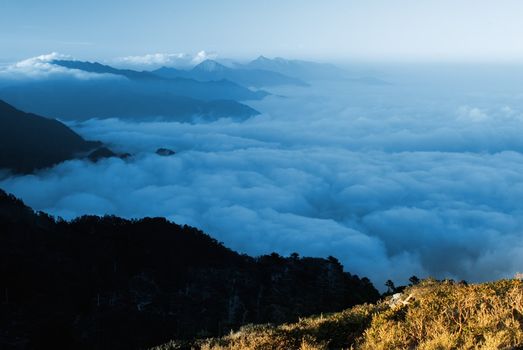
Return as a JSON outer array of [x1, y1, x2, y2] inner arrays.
[[241, 56, 348, 80], [0, 99, 114, 173], [0, 80, 261, 122], [153, 59, 308, 87], [0, 189, 379, 350], [51, 59, 269, 100]]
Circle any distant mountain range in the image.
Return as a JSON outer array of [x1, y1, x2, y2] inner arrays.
[[153, 59, 308, 87], [0, 59, 265, 123], [0, 80, 260, 122], [51, 59, 268, 101], [240, 56, 350, 81], [0, 189, 379, 349], [0, 55, 386, 124], [0, 99, 115, 173], [152, 56, 387, 85], [239, 56, 389, 85], [52, 59, 162, 80]]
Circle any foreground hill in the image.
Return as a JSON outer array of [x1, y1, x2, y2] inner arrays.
[[0, 99, 108, 173], [0, 190, 379, 350], [169, 279, 523, 350]]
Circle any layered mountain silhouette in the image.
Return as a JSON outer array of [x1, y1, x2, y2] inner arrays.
[[52, 59, 161, 80], [153, 59, 308, 87], [0, 60, 266, 122], [241, 56, 350, 80], [0, 99, 114, 173], [242, 56, 390, 85], [0, 80, 260, 122], [51, 59, 268, 101], [0, 189, 379, 350]]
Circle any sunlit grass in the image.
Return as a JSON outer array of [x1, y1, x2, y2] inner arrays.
[[152, 278, 523, 350]]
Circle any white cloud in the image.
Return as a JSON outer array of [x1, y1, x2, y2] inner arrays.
[[457, 106, 488, 122], [0, 52, 120, 80], [114, 53, 190, 66], [112, 50, 217, 69], [191, 50, 217, 65]]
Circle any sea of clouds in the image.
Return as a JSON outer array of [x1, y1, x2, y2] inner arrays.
[[3, 64, 523, 288]]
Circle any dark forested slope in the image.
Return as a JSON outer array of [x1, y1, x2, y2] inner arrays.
[[0, 99, 103, 173], [0, 189, 379, 350]]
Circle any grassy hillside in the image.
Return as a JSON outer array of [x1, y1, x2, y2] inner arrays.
[[153, 278, 523, 350]]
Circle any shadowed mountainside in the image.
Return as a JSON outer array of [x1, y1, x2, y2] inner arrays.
[[0, 189, 379, 350], [0, 99, 108, 173], [0, 81, 260, 122]]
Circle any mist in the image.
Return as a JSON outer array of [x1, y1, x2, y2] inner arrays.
[[3, 64, 523, 287]]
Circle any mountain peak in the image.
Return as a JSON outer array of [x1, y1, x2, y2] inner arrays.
[[193, 59, 227, 72], [253, 55, 271, 63]]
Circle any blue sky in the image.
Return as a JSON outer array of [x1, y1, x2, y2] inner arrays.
[[2, 0, 523, 62]]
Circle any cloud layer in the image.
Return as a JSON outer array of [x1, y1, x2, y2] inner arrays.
[[112, 51, 217, 69], [0, 53, 120, 81], [3, 67, 523, 288]]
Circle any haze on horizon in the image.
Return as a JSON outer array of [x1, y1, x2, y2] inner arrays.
[[2, 0, 523, 64]]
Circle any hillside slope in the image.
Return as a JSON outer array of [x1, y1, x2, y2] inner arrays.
[[164, 279, 523, 350], [0, 189, 379, 350], [0, 99, 103, 173]]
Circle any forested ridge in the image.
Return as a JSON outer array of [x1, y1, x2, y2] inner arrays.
[[0, 189, 379, 350]]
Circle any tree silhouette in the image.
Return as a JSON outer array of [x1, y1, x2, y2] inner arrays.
[[385, 279, 396, 293], [409, 275, 420, 286]]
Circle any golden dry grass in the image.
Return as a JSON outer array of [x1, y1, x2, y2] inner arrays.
[[152, 278, 523, 350], [359, 279, 523, 350]]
